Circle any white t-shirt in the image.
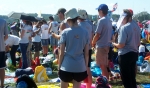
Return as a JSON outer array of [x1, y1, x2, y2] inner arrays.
[[19, 25, 33, 43], [139, 45, 145, 53], [32, 25, 41, 42], [5, 34, 20, 46], [49, 21, 59, 34], [41, 24, 49, 39]]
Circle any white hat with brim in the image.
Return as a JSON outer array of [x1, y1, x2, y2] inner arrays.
[[64, 8, 79, 23], [77, 9, 87, 19]]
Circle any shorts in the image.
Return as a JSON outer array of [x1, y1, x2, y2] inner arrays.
[[33, 42, 41, 52], [95, 47, 109, 66], [50, 36, 58, 46], [88, 49, 92, 67], [59, 70, 88, 82], [41, 39, 49, 46], [0, 52, 6, 68]]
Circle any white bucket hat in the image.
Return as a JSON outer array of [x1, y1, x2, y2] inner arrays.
[[64, 8, 79, 22], [116, 12, 127, 30], [77, 9, 87, 19]]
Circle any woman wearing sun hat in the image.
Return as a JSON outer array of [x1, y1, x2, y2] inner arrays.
[[58, 8, 89, 88], [112, 9, 141, 88]]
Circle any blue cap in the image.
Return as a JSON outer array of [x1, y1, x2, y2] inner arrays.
[[96, 4, 109, 12]]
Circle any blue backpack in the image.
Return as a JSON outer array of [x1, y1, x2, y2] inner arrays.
[[95, 75, 110, 88]]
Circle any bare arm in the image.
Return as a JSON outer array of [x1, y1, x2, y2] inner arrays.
[[34, 28, 41, 34], [52, 33, 61, 39], [48, 23, 52, 34], [5, 45, 9, 52], [4, 35, 8, 41], [52, 23, 66, 40], [20, 30, 25, 38], [59, 23, 66, 31], [92, 33, 100, 47], [58, 44, 65, 69], [112, 43, 125, 49], [91, 33, 94, 48], [84, 44, 89, 67]]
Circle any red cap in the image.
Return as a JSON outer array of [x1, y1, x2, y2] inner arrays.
[[128, 9, 133, 15]]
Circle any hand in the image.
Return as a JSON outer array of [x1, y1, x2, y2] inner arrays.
[[52, 33, 56, 38], [28, 36, 32, 41], [92, 43, 96, 48], [112, 42, 115, 47], [32, 33, 36, 37]]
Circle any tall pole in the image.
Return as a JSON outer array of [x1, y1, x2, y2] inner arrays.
[[144, 8, 145, 20]]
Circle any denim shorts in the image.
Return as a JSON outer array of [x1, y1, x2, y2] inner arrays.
[[50, 36, 58, 46], [41, 39, 49, 46]]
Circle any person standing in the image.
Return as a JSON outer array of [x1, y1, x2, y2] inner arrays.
[[19, 20, 33, 69], [77, 9, 93, 88], [0, 18, 8, 88], [112, 9, 140, 88], [5, 34, 20, 67], [92, 4, 112, 79], [41, 20, 49, 57], [52, 8, 69, 39], [48, 16, 59, 52], [32, 22, 42, 59], [59, 8, 88, 88]]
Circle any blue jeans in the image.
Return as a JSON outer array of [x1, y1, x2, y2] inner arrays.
[[19, 43, 28, 69]]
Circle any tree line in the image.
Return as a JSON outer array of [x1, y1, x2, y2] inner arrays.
[[0, 11, 150, 23]]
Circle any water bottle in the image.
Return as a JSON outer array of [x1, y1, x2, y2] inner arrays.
[[46, 68, 52, 75], [6, 53, 11, 59], [6, 53, 12, 67]]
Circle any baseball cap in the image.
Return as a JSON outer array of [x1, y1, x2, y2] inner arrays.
[[96, 4, 109, 12], [56, 8, 66, 15], [128, 9, 133, 15], [77, 9, 87, 19]]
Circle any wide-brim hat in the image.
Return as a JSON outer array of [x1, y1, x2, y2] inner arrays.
[[77, 9, 87, 19], [64, 8, 79, 22]]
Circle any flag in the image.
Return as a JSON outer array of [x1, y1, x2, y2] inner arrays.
[[112, 3, 118, 12]]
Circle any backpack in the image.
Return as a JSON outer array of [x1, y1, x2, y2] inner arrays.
[[95, 75, 110, 88], [33, 65, 49, 82], [16, 74, 37, 88], [15, 68, 34, 77]]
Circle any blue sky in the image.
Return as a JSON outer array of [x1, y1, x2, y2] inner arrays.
[[0, 0, 149, 15]]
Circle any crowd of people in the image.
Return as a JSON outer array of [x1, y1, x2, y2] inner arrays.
[[0, 3, 143, 88]]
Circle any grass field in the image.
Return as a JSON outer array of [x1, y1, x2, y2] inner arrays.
[[6, 68, 150, 88], [7, 51, 150, 88], [35, 72, 150, 88]]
